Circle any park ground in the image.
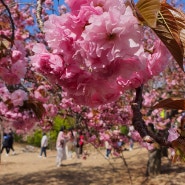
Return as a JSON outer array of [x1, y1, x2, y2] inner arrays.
[[1, 143, 185, 185]]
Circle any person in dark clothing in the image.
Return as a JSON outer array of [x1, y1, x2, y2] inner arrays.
[[8, 129, 15, 155], [1, 133, 10, 156]]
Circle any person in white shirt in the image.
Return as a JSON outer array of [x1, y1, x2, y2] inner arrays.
[[105, 140, 112, 159], [56, 126, 67, 167], [39, 133, 48, 158]]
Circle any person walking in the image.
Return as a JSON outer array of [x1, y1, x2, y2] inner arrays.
[[8, 128, 16, 155], [66, 128, 74, 159], [1, 133, 10, 156], [78, 131, 84, 157], [56, 126, 67, 167], [73, 129, 80, 158], [128, 125, 134, 151], [105, 140, 112, 159], [39, 133, 48, 158]]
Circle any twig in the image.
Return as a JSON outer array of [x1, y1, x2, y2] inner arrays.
[[36, 0, 44, 33], [89, 143, 117, 171], [120, 152, 133, 185]]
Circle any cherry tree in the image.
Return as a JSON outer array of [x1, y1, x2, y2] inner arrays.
[[1, 0, 185, 179], [29, 0, 185, 178]]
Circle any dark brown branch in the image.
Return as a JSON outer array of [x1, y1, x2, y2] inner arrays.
[[132, 102, 149, 138], [131, 85, 171, 147], [0, 0, 15, 48]]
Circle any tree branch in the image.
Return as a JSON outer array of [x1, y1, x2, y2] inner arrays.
[[0, 0, 15, 48], [131, 85, 171, 147]]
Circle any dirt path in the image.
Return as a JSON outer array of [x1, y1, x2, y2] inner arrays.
[[0, 143, 185, 185]]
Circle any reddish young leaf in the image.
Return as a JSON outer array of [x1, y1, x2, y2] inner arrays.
[[163, 3, 185, 58], [22, 98, 46, 119], [153, 98, 185, 110], [135, 0, 160, 28], [152, 3, 184, 71]]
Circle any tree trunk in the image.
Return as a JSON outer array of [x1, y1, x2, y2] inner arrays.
[[146, 149, 162, 176]]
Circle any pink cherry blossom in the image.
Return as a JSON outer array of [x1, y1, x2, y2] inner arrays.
[[31, 43, 65, 80], [80, 6, 143, 62], [11, 89, 28, 107], [147, 40, 170, 76], [65, 0, 90, 13], [43, 104, 58, 117], [168, 127, 179, 142], [11, 60, 27, 79], [44, 0, 53, 7], [12, 50, 22, 62], [33, 85, 49, 103], [44, 14, 77, 57], [0, 67, 20, 85], [0, 86, 10, 101], [12, 118, 37, 134], [0, 102, 8, 115]]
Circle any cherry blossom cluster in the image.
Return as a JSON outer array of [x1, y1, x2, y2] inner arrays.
[[31, 0, 171, 107]]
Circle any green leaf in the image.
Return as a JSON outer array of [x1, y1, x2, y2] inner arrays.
[[136, 0, 161, 28], [53, 115, 64, 126], [120, 126, 129, 135]]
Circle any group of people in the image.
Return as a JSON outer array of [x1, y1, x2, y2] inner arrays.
[[39, 126, 85, 167], [1, 128, 15, 156], [39, 126, 135, 166], [2, 126, 134, 167]]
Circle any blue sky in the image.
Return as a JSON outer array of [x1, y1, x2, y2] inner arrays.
[[18, 0, 66, 15]]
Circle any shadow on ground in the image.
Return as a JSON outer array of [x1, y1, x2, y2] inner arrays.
[[0, 162, 126, 185]]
